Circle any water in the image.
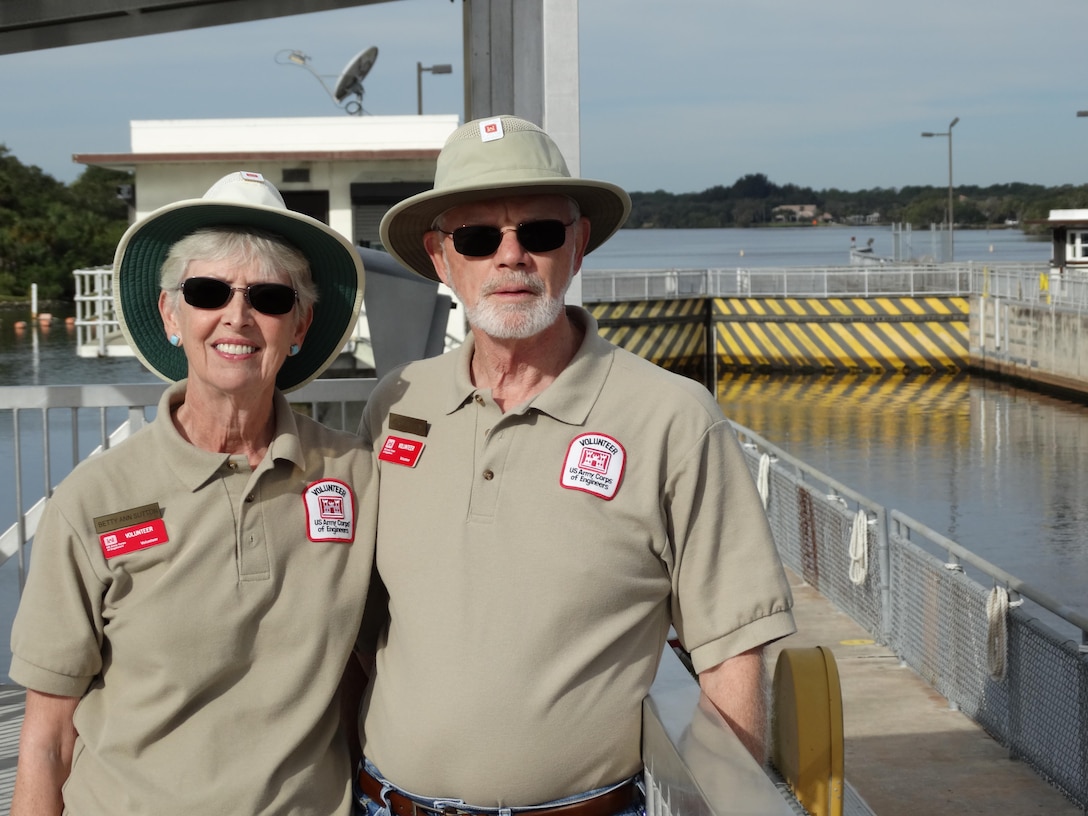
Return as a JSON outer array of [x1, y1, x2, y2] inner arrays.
[[717, 372, 1088, 634], [1, 227, 1084, 674], [582, 224, 1051, 270]]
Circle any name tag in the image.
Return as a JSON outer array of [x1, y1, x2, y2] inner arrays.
[[100, 518, 170, 559], [378, 434, 425, 468]]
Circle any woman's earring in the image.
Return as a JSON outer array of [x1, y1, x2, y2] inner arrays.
[[169, 334, 182, 347], [289, 344, 301, 356]]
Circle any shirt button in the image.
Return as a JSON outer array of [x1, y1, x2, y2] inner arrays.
[[483, 469, 494, 481], [474, 394, 485, 405], [228, 461, 238, 471], [245, 494, 255, 503]]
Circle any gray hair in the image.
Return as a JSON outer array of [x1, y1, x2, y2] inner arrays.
[[160, 227, 319, 313]]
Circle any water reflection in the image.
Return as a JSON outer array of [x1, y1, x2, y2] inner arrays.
[[0, 304, 159, 386], [717, 372, 1088, 620]]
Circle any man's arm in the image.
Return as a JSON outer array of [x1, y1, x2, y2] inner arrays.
[[11, 689, 80, 816], [698, 645, 768, 765]]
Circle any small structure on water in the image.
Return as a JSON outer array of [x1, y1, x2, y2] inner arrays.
[[1040, 209, 1088, 274]]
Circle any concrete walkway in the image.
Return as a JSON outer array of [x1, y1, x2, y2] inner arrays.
[[765, 569, 1081, 816]]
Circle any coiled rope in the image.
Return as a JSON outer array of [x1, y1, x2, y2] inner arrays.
[[757, 453, 771, 509], [848, 509, 868, 585], [986, 585, 1009, 680]]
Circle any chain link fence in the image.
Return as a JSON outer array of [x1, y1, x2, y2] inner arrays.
[[734, 423, 1088, 811]]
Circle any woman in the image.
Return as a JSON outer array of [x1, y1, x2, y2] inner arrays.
[[8, 171, 373, 816]]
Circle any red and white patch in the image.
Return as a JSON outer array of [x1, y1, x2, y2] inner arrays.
[[378, 434, 425, 467], [560, 433, 626, 500], [303, 479, 356, 543], [479, 117, 505, 142], [99, 518, 170, 559]]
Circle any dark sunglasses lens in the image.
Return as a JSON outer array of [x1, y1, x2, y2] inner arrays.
[[517, 220, 568, 252], [450, 221, 568, 256], [180, 278, 296, 315], [247, 283, 297, 315], [452, 226, 502, 257], [181, 278, 231, 309]]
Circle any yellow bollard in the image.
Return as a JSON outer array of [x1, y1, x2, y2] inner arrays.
[[772, 646, 844, 816]]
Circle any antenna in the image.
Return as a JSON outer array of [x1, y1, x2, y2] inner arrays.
[[275, 45, 378, 116], [333, 46, 379, 116]]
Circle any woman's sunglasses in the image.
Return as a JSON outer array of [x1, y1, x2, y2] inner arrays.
[[437, 219, 574, 257], [179, 277, 298, 316]]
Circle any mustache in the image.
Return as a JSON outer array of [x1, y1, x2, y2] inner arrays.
[[479, 273, 546, 297]]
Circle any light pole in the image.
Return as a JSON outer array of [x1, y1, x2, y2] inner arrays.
[[922, 116, 959, 261], [416, 62, 452, 114]]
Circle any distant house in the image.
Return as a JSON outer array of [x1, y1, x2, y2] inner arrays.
[[774, 205, 822, 225], [845, 212, 881, 226]]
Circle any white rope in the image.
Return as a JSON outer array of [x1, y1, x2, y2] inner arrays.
[[848, 510, 868, 585], [756, 453, 770, 509], [986, 586, 1009, 680]]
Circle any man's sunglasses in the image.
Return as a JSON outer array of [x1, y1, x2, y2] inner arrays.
[[437, 219, 574, 257], [179, 277, 298, 316]]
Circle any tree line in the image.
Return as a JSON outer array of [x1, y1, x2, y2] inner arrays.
[[627, 172, 1088, 230], [0, 146, 132, 301], [3, 148, 1088, 302]]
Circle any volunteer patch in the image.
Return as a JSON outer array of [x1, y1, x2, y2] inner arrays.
[[303, 479, 356, 542], [378, 434, 425, 467], [100, 517, 170, 559], [560, 433, 626, 500]]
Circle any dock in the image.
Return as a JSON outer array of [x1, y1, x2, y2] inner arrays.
[[767, 568, 1082, 816]]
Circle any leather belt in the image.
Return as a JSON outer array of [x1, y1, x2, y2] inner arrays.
[[357, 769, 639, 816]]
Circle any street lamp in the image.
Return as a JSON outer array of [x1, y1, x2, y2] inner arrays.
[[922, 116, 959, 261], [417, 62, 452, 114]]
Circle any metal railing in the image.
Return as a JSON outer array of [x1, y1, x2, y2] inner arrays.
[[0, 377, 377, 588], [976, 264, 1088, 310], [580, 262, 1056, 303], [733, 423, 1088, 811], [72, 266, 121, 357]]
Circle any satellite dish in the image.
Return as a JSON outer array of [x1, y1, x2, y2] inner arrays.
[[334, 46, 378, 115]]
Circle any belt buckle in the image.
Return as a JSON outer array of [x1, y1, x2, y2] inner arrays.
[[432, 800, 477, 816]]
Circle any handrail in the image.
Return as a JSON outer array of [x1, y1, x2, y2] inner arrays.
[[578, 262, 1088, 308], [731, 421, 1088, 647], [0, 377, 377, 586], [890, 509, 1088, 645]]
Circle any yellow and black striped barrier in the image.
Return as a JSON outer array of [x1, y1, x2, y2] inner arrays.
[[590, 296, 969, 376]]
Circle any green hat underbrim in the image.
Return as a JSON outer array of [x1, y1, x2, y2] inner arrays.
[[113, 200, 364, 392]]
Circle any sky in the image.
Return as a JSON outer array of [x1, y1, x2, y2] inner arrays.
[[1, 0, 1087, 194]]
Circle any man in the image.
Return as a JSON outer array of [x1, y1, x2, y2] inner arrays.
[[357, 115, 795, 816]]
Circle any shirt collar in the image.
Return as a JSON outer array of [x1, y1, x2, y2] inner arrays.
[[446, 306, 614, 425], [154, 381, 304, 491]]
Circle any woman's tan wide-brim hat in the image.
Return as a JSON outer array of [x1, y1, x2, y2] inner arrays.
[[380, 115, 632, 281], [113, 171, 365, 392]]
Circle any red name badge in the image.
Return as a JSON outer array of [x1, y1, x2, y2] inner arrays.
[[378, 434, 424, 467], [99, 518, 170, 559]]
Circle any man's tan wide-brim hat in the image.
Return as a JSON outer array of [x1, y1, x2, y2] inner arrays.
[[380, 115, 632, 281], [113, 170, 365, 392]]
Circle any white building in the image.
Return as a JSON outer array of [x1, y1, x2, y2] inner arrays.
[[75, 114, 461, 249]]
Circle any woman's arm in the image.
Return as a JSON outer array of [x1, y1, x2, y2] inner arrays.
[[11, 689, 80, 816]]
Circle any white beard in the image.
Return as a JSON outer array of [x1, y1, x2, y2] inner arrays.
[[449, 270, 570, 340]]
